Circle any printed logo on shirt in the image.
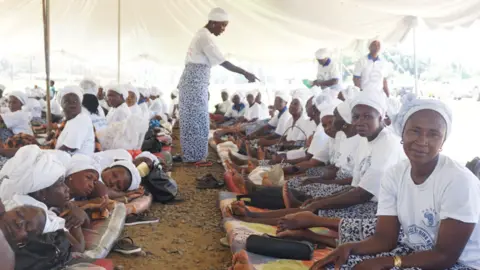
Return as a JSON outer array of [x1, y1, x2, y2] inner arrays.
[[405, 224, 435, 251], [422, 208, 439, 227], [358, 156, 372, 178]]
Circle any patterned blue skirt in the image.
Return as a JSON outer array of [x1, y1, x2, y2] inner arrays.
[[178, 63, 210, 162]]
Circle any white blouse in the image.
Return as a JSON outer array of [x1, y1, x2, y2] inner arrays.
[[106, 103, 131, 124], [185, 28, 226, 66], [1, 110, 33, 135], [55, 112, 95, 156]]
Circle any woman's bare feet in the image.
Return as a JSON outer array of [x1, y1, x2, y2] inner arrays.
[[262, 173, 273, 186], [228, 150, 248, 166], [277, 211, 318, 231], [257, 147, 265, 160], [230, 200, 251, 218], [232, 170, 247, 194]]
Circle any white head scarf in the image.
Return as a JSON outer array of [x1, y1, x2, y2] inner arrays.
[[149, 87, 161, 97], [340, 85, 360, 101], [313, 93, 334, 111], [0, 145, 66, 201], [125, 84, 139, 103], [4, 195, 65, 233], [351, 90, 388, 118], [66, 154, 101, 177], [0, 84, 5, 91], [79, 79, 98, 95], [320, 104, 337, 119], [137, 87, 150, 98], [8, 91, 28, 106], [58, 85, 84, 103], [336, 100, 353, 124], [275, 91, 291, 104], [109, 160, 141, 191], [232, 91, 245, 104], [208, 7, 229, 22], [135, 151, 160, 167], [315, 48, 329, 60], [393, 97, 453, 140], [106, 84, 128, 100]]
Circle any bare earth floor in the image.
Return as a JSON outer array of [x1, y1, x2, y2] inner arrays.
[[108, 129, 231, 270]]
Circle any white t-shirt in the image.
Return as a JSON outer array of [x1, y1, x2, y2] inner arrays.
[[87, 111, 108, 132], [185, 28, 226, 67], [351, 128, 405, 201], [224, 103, 246, 118], [2, 110, 33, 135], [268, 108, 292, 136], [257, 102, 270, 120], [106, 103, 131, 124], [129, 104, 142, 116], [244, 103, 269, 121], [306, 124, 329, 156], [284, 115, 315, 142], [377, 155, 480, 269], [316, 59, 340, 89], [353, 55, 389, 92], [313, 131, 347, 164], [55, 112, 95, 156], [217, 100, 232, 114]]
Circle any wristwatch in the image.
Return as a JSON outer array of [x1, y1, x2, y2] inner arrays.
[[393, 255, 402, 267]]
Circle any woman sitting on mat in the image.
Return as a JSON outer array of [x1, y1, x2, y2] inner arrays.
[[229, 90, 405, 226], [0, 145, 88, 252], [310, 97, 480, 270], [0, 91, 33, 144], [81, 79, 108, 132], [1, 86, 100, 157], [105, 85, 132, 125], [216, 92, 247, 127]]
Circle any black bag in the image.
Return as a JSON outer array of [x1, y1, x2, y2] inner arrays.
[[246, 234, 316, 260], [15, 230, 72, 270], [141, 130, 163, 153], [236, 186, 288, 210], [142, 165, 178, 203]]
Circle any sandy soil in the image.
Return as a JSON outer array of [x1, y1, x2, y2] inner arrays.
[[108, 130, 231, 270]]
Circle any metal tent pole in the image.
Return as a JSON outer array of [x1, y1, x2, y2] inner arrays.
[[117, 0, 121, 83], [42, 0, 52, 132]]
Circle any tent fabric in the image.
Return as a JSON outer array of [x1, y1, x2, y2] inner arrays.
[[0, 0, 478, 65]]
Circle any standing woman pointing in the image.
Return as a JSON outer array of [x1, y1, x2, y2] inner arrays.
[[177, 7, 258, 164]]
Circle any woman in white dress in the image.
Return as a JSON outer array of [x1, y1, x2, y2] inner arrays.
[[177, 7, 258, 164], [0, 91, 33, 143], [105, 85, 131, 124]]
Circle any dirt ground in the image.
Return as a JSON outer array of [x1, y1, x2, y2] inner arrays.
[[108, 129, 231, 270]]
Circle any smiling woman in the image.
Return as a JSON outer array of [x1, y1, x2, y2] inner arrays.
[[311, 98, 480, 270]]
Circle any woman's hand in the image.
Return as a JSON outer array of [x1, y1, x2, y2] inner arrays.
[[310, 243, 355, 270], [244, 72, 259, 83], [65, 204, 90, 229]]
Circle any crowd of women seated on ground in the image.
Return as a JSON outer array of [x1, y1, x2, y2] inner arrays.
[[211, 85, 480, 270], [0, 80, 178, 270]]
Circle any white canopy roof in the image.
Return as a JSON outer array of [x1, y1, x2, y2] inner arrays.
[[0, 0, 479, 66]]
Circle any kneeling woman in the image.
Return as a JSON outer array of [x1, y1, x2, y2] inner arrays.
[[312, 98, 480, 270]]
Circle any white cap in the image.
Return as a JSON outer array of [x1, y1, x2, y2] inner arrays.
[[208, 7, 229, 22]]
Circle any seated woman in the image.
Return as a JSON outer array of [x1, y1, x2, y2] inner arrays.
[[137, 87, 151, 118], [229, 91, 405, 227], [0, 91, 33, 144], [149, 87, 170, 122], [212, 89, 232, 117], [311, 98, 480, 270], [125, 84, 142, 116], [26, 88, 45, 126], [2, 86, 100, 157], [216, 92, 247, 127], [101, 159, 142, 200], [105, 85, 132, 124], [0, 145, 89, 252], [80, 78, 108, 132], [65, 154, 108, 202]]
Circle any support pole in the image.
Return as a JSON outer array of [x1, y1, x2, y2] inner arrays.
[[117, 0, 121, 83], [42, 0, 51, 132], [413, 26, 418, 95]]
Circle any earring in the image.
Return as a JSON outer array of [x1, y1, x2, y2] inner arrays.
[[439, 147, 443, 152], [400, 140, 403, 144]]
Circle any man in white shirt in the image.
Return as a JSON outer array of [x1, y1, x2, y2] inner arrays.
[[353, 40, 390, 97], [313, 49, 340, 90]]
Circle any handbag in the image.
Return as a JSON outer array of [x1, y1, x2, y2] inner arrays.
[[15, 230, 72, 270], [142, 165, 178, 203], [246, 234, 316, 260]]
